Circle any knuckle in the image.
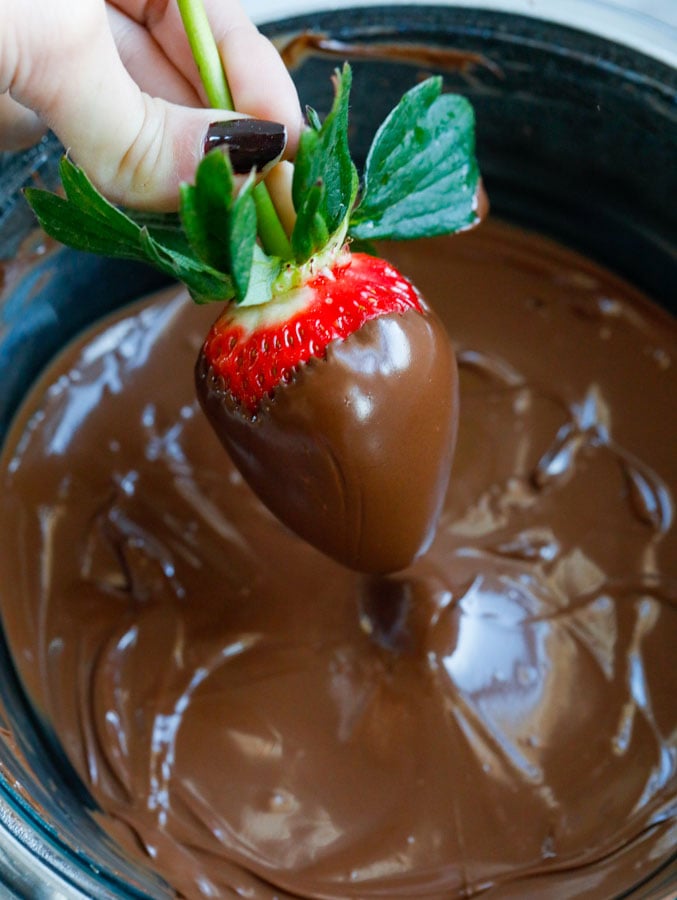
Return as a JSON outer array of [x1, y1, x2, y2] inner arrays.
[[115, 95, 169, 201]]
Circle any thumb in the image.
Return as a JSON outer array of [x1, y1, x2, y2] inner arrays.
[[9, 2, 285, 211]]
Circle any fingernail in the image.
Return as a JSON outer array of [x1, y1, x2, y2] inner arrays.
[[203, 119, 286, 172]]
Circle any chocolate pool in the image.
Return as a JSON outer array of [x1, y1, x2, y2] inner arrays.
[[0, 6, 675, 899]]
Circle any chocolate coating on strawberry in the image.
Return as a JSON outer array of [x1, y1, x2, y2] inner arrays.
[[25, 64, 479, 571], [196, 258, 458, 573]]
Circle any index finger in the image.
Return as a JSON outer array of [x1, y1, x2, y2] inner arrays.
[[110, 0, 303, 155]]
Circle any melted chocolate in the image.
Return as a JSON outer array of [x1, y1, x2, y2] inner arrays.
[[0, 220, 675, 899], [277, 33, 504, 81], [196, 304, 458, 573]]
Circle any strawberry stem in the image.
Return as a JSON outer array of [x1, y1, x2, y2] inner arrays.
[[176, 0, 232, 110], [252, 185, 295, 259], [176, 0, 293, 261]]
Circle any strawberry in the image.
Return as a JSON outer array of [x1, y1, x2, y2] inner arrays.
[[199, 251, 423, 413], [25, 64, 481, 572], [195, 250, 459, 572]]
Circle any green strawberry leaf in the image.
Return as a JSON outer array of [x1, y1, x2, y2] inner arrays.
[[25, 155, 242, 305], [180, 151, 268, 302], [23, 64, 481, 311], [291, 180, 329, 263], [305, 107, 322, 131], [25, 157, 149, 261], [138, 228, 234, 304], [128, 211, 194, 256], [180, 152, 233, 271], [239, 244, 284, 307], [348, 77, 480, 241], [229, 174, 259, 301], [291, 64, 359, 263], [57, 155, 143, 245]]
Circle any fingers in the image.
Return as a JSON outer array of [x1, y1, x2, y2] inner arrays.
[[1, 0, 301, 210], [4, 0, 286, 210], [105, 4, 201, 107], [113, 0, 304, 156], [218, 23, 304, 158]]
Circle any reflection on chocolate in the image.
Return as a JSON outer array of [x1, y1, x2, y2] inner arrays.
[[0, 220, 675, 899], [196, 305, 458, 574]]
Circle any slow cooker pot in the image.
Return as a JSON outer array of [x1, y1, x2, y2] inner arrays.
[[0, 3, 675, 897]]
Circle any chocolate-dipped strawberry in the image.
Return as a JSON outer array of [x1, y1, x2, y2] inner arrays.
[[25, 64, 481, 572], [196, 249, 458, 572]]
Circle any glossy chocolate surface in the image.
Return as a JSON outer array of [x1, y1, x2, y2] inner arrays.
[[0, 220, 675, 899], [196, 303, 458, 574]]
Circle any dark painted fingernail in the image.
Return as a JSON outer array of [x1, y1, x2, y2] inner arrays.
[[203, 119, 286, 172]]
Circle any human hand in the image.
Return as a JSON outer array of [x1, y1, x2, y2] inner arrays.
[[0, 0, 303, 209]]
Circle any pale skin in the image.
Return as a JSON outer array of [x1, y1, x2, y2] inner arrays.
[[0, 0, 303, 210]]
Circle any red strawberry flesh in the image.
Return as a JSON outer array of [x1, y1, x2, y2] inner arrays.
[[202, 253, 424, 413]]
